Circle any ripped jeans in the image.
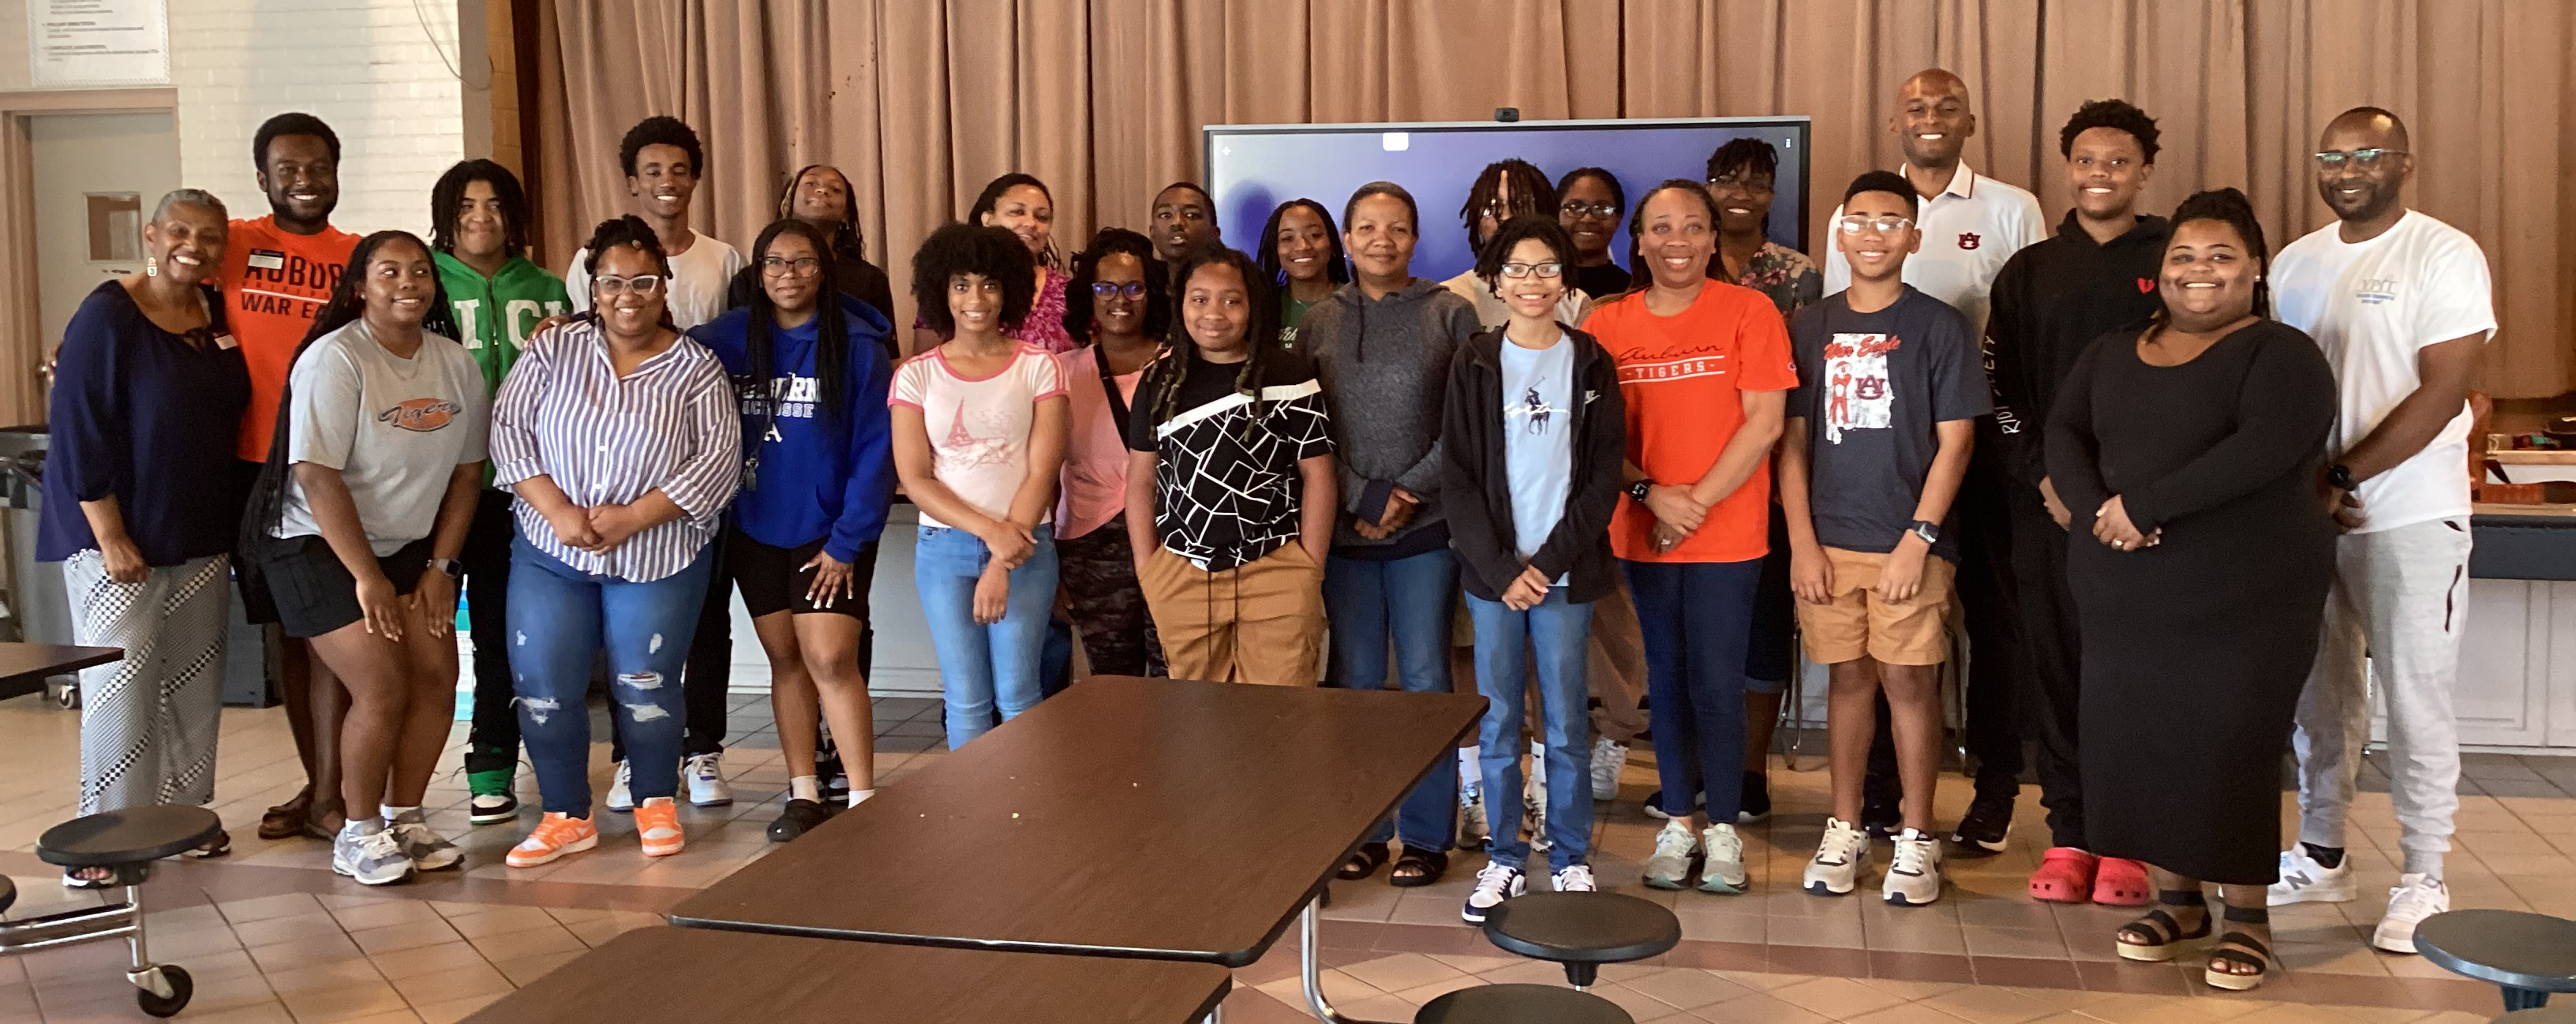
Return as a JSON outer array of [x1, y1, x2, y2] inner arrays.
[[506, 536, 715, 818]]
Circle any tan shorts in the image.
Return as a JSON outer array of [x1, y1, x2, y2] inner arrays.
[[1793, 546, 1955, 666]]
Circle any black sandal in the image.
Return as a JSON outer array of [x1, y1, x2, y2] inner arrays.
[[1337, 842, 1391, 880], [1389, 846, 1448, 888], [2114, 889, 2214, 962], [2203, 905, 2274, 991]]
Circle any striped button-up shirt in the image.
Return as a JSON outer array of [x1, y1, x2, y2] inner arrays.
[[490, 318, 740, 582]]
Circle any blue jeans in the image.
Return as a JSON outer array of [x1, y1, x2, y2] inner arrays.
[[1324, 548, 1458, 851], [507, 537, 713, 818], [1469, 589, 1596, 872], [915, 525, 1059, 749], [1623, 558, 1762, 824]]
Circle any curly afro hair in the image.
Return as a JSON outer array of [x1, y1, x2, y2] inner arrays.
[[619, 116, 703, 178], [911, 222, 1037, 338], [2058, 99, 2161, 164]]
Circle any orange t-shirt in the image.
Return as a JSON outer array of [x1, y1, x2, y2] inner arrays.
[[1589, 282, 1798, 563], [221, 216, 360, 462]]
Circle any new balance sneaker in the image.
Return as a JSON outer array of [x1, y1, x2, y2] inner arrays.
[[387, 809, 462, 871], [684, 752, 734, 807], [1552, 865, 1597, 894], [1642, 790, 1705, 821], [605, 761, 635, 813], [1642, 820, 1698, 890], [1458, 783, 1490, 850], [507, 813, 598, 868], [1462, 862, 1526, 923], [1803, 817, 1869, 896], [466, 768, 519, 825], [1589, 737, 1627, 799], [2372, 873, 2449, 954], [1882, 828, 1945, 906], [635, 796, 686, 857], [1738, 771, 1773, 824], [1699, 823, 1748, 894], [1948, 789, 2013, 858], [332, 820, 414, 887], [2266, 845, 2356, 905]]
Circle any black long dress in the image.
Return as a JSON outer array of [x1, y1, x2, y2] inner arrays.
[[2045, 319, 2337, 885]]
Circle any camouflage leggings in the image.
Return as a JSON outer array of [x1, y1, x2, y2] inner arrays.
[[1057, 515, 1167, 678]]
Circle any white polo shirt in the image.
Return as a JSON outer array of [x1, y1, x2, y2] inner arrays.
[[2271, 209, 2495, 535], [1822, 163, 2046, 337]]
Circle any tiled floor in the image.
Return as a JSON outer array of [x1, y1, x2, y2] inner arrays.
[[3, 687, 2570, 1022]]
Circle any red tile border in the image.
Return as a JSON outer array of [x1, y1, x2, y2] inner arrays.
[[1870, 950, 1978, 984], [1970, 955, 2084, 989], [1767, 943, 1873, 977]]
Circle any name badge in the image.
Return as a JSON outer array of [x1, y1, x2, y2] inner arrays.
[[212, 333, 238, 350], [247, 249, 286, 271]]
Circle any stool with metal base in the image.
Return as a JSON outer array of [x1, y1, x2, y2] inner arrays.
[[2414, 909, 2576, 1013], [1412, 982, 1631, 1022], [1480, 891, 1680, 990], [2, 805, 223, 1017]]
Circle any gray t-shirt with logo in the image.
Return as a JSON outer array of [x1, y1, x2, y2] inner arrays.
[[277, 320, 491, 555]]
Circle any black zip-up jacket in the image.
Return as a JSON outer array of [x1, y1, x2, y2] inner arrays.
[[1984, 211, 2170, 490], [1441, 325, 1627, 604]]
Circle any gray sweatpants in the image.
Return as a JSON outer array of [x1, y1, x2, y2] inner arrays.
[[66, 551, 231, 815], [2291, 518, 2471, 877]]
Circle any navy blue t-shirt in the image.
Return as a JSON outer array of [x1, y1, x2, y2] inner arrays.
[[41, 281, 252, 566], [1788, 286, 1990, 561]]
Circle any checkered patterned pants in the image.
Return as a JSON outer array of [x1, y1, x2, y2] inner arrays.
[[64, 551, 230, 815]]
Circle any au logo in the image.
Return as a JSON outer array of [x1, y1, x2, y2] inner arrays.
[[1957, 232, 1983, 251], [380, 398, 462, 432]]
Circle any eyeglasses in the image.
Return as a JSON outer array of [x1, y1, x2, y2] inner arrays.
[[2313, 148, 2406, 172], [1559, 202, 1619, 219], [760, 256, 821, 278], [593, 274, 665, 295], [1090, 281, 1147, 299], [1498, 262, 1564, 279], [1835, 215, 1916, 236]]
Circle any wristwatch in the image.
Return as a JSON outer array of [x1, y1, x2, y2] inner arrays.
[[2327, 463, 2357, 491], [1908, 520, 1941, 546], [430, 558, 464, 578], [1627, 480, 1655, 505]]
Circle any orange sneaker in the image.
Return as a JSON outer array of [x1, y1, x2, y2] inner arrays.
[[506, 813, 598, 868], [635, 796, 685, 857]]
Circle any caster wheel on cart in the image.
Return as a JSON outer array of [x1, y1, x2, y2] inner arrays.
[[134, 964, 190, 1018], [52, 681, 78, 710]]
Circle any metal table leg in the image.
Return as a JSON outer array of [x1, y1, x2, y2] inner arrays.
[[1300, 896, 1395, 1024]]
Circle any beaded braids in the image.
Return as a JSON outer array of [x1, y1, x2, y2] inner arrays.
[[1145, 246, 1281, 443]]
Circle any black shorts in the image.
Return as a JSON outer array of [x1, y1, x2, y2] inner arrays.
[[259, 535, 436, 639], [233, 459, 282, 625], [728, 526, 878, 620]]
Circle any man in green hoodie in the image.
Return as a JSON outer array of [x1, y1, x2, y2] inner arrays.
[[429, 159, 570, 828]]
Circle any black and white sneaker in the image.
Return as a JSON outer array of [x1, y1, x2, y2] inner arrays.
[[1947, 790, 2013, 858], [1462, 862, 1526, 923], [1738, 772, 1773, 824]]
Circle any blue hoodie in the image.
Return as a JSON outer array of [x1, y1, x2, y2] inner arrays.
[[690, 294, 897, 562]]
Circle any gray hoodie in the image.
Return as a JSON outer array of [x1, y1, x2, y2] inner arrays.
[[1300, 278, 1481, 554]]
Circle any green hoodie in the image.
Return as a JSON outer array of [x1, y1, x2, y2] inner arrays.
[[436, 250, 569, 488]]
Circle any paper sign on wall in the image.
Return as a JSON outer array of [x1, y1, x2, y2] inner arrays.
[[28, 0, 169, 87]]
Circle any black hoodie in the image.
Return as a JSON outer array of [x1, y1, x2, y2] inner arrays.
[[1441, 325, 1627, 604], [1984, 211, 2170, 490]]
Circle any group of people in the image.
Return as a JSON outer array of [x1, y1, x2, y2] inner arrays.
[[45, 65, 2490, 994]]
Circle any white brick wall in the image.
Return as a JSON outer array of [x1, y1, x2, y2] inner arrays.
[[170, 0, 466, 238]]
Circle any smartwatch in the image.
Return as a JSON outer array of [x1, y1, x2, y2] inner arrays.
[[1908, 520, 1941, 546], [430, 558, 465, 579], [1627, 480, 1655, 506], [2327, 463, 2357, 492]]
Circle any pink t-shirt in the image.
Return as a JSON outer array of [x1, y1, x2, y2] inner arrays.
[[889, 343, 1068, 529], [1054, 346, 1144, 540]]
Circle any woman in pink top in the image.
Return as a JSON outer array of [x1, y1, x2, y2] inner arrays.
[[908, 174, 1075, 357], [1054, 229, 1168, 676]]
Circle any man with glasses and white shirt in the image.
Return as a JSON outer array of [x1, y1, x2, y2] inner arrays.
[[2266, 107, 2492, 956]]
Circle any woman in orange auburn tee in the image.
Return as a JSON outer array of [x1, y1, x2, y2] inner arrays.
[[1586, 181, 1794, 895]]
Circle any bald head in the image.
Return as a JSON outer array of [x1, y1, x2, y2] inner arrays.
[[1892, 68, 1975, 173], [1900, 69, 1971, 110], [2323, 106, 2408, 151]]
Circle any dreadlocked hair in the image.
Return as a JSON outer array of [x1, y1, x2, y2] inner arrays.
[[777, 164, 866, 261], [1062, 227, 1170, 342], [1624, 179, 1726, 291], [238, 231, 461, 559], [1705, 138, 1780, 185], [582, 215, 678, 331], [743, 219, 852, 462], [1147, 246, 1280, 444], [2157, 187, 2272, 321], [1458, 159, 1556, 252], [1255, 198, 1350, 287]]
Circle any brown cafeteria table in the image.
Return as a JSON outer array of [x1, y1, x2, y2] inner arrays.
[[462, 925, 1231, 1024], [668, 675, 1485, 1023], [0, 643, 119, 702]]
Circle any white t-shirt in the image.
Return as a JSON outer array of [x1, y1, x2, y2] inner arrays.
[[889, 343, 1069, 529], [1440, 269, 1590, 330], [2272, 210, 2496, 534], [1822, 163, 2045, 338], [277, 320, 492, 555], [1500, 334, 1578, 581], [565, 232, 746, 330]]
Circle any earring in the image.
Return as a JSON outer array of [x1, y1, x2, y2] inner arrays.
[[146, 255, 158, 278]]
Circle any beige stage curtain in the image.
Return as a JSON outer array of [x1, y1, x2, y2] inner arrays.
[[531, 0, 2576, 397]]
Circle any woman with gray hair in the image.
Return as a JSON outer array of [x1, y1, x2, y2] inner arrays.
[[41, 189, 251, 884]]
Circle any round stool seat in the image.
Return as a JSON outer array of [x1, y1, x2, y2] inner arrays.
[[1413, 983, 1631, 1024], [36, 805, 222, 868], [2416, 910, 2576, 996], [1482, 891, 1681, 966], [1, 872, 16, 914]]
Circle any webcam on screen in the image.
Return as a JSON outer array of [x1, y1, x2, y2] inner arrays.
[[1494, 107, 1520, 123]]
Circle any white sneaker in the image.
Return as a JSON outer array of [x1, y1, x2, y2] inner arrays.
[[332, 821, 414, 887], [1882, 828, 1944, 906], [1804, 817, 1870, 896], [2372, 873, 2449, 954], [1642, 820, 1698, 889], [1589, 737, 1627, 799], [2266, 845, 2355, 905], [388, 809, 462, 872], [1462, 861, 1526, 923], [605, 761, 635, 813], [1552, 865, 1597, 893], [685, 752, 734, 807], [1700, 824, 1748, 894], [1458, 783, 1490, 850]]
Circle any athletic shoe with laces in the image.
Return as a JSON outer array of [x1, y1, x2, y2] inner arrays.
[[333, 820, 414, 886], [1642, 789, 1704, 821], [388, 809, 462, 871], [1552, 865, 1597, 894], [767, 798, 832, 843], [1642, 820, 1698, 890], [1804, 817, 1869, 896], [1699, 824, 1749, 894], [684, 752, 734, 807], [605, 761, 635, 813], [1738, 771, 1773, 824], [507, 812, 598, 869], [2266, 845, 2355, 905], [1458, 783, 1490, 850], [1948, 789, 2013, 858], [635, 796, 686, 857], [1589, 737, 1627, 799], [466, 768, 519, 825], [2372, 873, 2449, 954], [1882, 828, 1945, 906], [1461, 861, 1526, 923]]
